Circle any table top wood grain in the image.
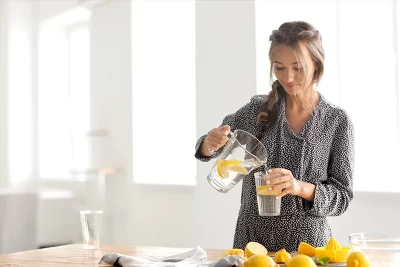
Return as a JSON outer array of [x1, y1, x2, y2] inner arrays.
[[0, 244, 226, 266]]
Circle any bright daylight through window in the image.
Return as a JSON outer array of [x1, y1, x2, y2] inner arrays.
[[38, 7, 91, 180]]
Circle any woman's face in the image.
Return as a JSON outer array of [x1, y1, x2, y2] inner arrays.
[[272, 42, 316, 96]]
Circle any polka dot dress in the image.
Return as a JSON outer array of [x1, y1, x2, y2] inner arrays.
[[195, 94, 355, 252]]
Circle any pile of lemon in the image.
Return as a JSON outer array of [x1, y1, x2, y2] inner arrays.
[[221, 238, 370, 267]]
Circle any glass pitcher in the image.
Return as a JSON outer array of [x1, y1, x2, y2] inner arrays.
[[207, 129, 268, 193]]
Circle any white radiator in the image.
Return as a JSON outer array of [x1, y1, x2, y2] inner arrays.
[[0, 190, 38, 254]]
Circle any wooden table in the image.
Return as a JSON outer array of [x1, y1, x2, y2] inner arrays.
[[0, 244, 226, 266]]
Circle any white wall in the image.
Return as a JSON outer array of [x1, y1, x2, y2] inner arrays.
[[329, 192, 400, 246], [35, 0, 78, 21], [192, 0, 256, 249], [1, 0, 400, 254], [0, 0, 9, 189]]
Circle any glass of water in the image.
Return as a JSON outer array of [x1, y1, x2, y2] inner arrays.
[[80, 210, 103, 249], [254, 171, 282, 216]]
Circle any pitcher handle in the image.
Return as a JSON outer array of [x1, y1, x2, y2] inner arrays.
[[226, 131, 234, 138]]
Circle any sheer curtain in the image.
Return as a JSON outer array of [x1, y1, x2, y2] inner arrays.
[[255, 0, 400, 192]]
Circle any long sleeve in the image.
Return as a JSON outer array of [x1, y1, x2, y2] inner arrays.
[[304, 113, 355, 217], [194, 95, 266, 162]]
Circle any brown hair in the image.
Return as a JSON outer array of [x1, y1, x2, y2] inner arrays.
[[257, 21, 325, 127]]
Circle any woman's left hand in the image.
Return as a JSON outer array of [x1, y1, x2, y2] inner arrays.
[[266, 168, 303, 198]]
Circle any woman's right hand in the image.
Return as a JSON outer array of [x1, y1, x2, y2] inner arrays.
[[202, 125, 231, 155]]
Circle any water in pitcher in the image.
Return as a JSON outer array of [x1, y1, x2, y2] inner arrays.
[[207, 159, 265, 193], [206, 129, 268, 193]]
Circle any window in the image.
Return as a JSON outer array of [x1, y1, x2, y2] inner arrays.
[[7, 2, 33, 186], [255, 0, 400, 192], [337, 0, 400, 192], [131, 0, 196, 185], [38, 8, 91, 179]]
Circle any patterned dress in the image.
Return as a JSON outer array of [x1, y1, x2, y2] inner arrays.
[[194, 94, 355, 252]]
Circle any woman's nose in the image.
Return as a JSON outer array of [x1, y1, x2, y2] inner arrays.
[[284, 70, 294, 83]]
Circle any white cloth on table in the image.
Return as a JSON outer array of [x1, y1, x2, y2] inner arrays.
[[98, 246, 245, 267]]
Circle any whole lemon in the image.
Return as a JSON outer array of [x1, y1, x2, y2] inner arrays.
[[286, 254, 317, 267], [347, 251, 370, 267], [244, 254, 278, 267]]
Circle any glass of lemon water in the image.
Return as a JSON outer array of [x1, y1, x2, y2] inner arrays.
[[254, 171, 282, 216]]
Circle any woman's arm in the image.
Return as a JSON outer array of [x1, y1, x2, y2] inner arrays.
[[194, 95, 266, 162], [298, 181, 316, 202], [304, 114, 355, 217]]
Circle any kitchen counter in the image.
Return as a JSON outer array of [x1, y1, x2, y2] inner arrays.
[[0, 244, 227, 266]]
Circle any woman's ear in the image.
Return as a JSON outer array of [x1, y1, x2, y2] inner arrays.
[[313, 69, 319, 82]]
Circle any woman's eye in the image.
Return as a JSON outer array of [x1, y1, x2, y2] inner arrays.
[[294, 67, 303, 71], [275, 66, 284, 71]]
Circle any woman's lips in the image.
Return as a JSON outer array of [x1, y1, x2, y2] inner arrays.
[[285, 83, 297, 89]]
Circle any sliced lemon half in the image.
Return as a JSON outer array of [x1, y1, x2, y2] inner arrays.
[[216, 159, 249, 178]]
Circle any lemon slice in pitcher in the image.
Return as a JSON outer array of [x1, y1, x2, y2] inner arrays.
[[217, 159, 249, 178]]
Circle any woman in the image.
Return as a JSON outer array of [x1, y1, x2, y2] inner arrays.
[[194, 21, 354, 252]]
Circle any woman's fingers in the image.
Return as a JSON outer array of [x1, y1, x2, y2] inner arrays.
[[206, 135, 229, 150], [205, 126, 230, 150], [267, 174, 291, 185], [264, 168, 302, 197], [270, 181, 292, 191], [267, 168, 291, 175], [265, 168, 294, 196], [277, 188, 292, 198]]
